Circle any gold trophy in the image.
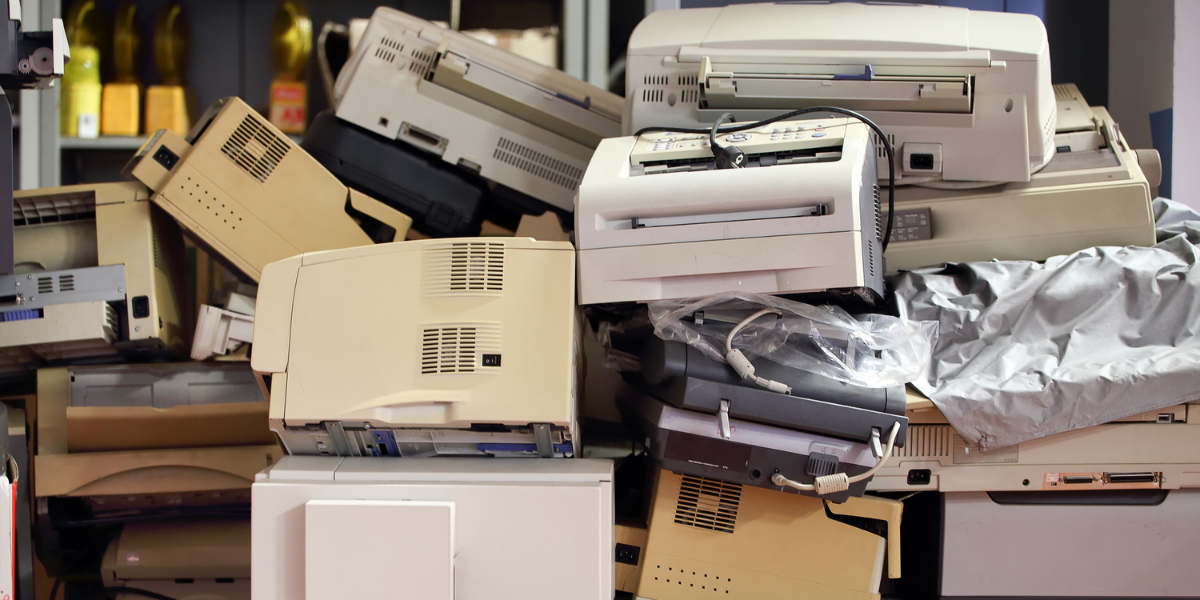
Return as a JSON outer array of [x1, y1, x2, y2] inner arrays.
[[101, 2, 141, 136], [61, 0, 105, 138], [269, 0, 312, 134], [144, 3, 191, 136]]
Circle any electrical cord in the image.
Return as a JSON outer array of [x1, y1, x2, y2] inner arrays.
[[771, 421, 901, 495], [724, 309, 792, 395], [635, 106, 897, 252]]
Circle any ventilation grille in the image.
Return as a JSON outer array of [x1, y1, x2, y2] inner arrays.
[[897, 425, 954, 458], [35, 274, 76, 294], [674, 476, 740, 534], [643, 73, 669, 85], [221, 115, 290, 183], [869, 184, 880, 277], [420, 323, 502, 374], [374, 35, 403, 63], [13, 191, 96, 226], [875, 133, 897, 159], [1043, 105, 1057, 144], [493, 138, 583, 190], [422, 241, 505, 296], [1053, 83, 1074, 100], [409, 47, 435, 78], [677, 74, 697, 86], [642, 88, 664, 103], [152, 229, 166, 273], [681, 89, 698, 104]]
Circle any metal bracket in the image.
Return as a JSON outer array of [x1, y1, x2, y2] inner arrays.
[[533, 423, 553, 457], [718, 399, 731, 439], [324, 422, 356, 457]]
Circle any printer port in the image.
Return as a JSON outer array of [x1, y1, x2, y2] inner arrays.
[[1105, 472, 1159, 484], [907, 469, 932, 485], [909, 153, 935, 170], [1061, 475, 1096, 485]]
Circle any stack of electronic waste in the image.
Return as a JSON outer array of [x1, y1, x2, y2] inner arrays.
[[1, 90, 421, 599]]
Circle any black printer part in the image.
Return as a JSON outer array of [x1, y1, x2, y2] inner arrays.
[[640, 374, 908, 447], [301, 111, 491, 238], [641, 337, 906, 416]]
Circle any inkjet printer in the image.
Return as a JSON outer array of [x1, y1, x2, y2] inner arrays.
[[576, 116, 882, 304], [123, 97, 412, 282], [624, 2, 1055, 184], [252, 238, 579, 458], [1, 183, 188, 374], [883, 84, 1158, 271], [621, 335, 908, 502], [321, 7, 623, 235]]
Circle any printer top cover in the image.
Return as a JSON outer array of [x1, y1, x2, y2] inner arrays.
[[252, 238, 577, 429], [625, 2, 1054, 183]]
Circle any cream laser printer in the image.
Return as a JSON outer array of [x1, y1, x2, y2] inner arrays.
[[883, 84, 1158, 271], [123, 97, 413, 283], [1, 183, 188, 374], [576, 116, 882, 304], [102, 520, 250, 600], [330, 7, 623, 218], [625, 2, 1055, 184], [252, 238, 579, 458], [252, 456, 614, 600]]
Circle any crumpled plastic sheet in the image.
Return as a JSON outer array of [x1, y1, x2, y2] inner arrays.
[[891, 198, 1200, 450], [647, 291, 938, 389]]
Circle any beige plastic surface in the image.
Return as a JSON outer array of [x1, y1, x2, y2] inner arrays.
[[4, 182, 189, 364], [125, 97, 412, 282], [251, 238, 576, 429], [884, 105, 1155, 271], [869, 391, 1200, 492], [637, 469, 886, 600], [102, 519, 250, 582], [616, 521, 648, 594], [0, 302, 118, 374]]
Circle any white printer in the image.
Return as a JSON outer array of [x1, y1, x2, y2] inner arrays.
[[251, 238, 579, 457], [252, 456, 614, 600], [576, 116, 882, 304], [333, 7, 623, 214], [625, 2, 1055, 184]]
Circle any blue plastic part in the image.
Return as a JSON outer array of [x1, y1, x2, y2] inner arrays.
[[1, 309, 41, 322], [372, 431, 400, 457], [833, 64, 874, 81]]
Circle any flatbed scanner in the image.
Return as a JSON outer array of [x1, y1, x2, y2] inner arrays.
[[625, 2, 1055, 184]]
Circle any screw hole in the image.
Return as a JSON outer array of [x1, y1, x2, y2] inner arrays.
[[1022, 479, 1030, 486], [1004, 98, 1014, 113]]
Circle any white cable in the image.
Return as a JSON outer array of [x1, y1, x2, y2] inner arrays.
[[770, 422, 902, 495], [724, 309, 792, 395]]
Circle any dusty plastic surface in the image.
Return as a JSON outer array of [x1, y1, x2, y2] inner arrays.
[[648, 292, 937, 389]]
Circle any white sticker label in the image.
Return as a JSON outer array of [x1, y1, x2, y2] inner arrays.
[[77, 113, 99, 139]]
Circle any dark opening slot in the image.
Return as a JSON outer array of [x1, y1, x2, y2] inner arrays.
[[215, 578, 235, 584], [0, 295, 18, 306], [174, 579, 194, 584], [1106, 472, 1157, 484], [1062, 475, 1095, 485], [404, 125, 443, 148]]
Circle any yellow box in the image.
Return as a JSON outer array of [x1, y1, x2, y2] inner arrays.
[[101, 82, 141, 136], [144, 84, 190, 135]]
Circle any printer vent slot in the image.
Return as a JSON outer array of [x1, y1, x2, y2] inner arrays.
[[420, 323, 502, 374], [409, 47, 435, 78], [674, 475, 740, 534], [1053, 84, 1074, 100], [681, 89, 698, 104], [676, 74, 697, 87], [1043, 106, 1057, 147], [13, 191, 96, 226], [875, 134, 896, 159], [375, 35, 403, 63], [37, 277, 52, 295], [898, 425, 953, 458], [422, 241, 505, 296], [873, 184, 882, 243], [643, 73, 669, 86], [374, 46, 397, 63], [58, 274, 75, 292], [220, 114, 290, 184], [493, 138, 583, 191], [641, 89, 664, 104], [152, 229, 166, 273]]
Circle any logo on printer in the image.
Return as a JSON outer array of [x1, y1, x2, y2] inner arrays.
[[482, 354, 502, 367]]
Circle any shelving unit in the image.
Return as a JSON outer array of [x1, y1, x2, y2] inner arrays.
[[17, 0, 615, 188]]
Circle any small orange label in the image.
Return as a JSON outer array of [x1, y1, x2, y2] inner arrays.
[[270, 80, 307, 134]]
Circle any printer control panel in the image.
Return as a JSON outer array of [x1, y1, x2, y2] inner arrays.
[[630, 117, 850, 166]]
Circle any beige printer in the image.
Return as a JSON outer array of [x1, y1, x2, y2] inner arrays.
[[1, 183, 188, 374], [102, 520, 250, 600], [635, 468, 902, 600], [884, 84, 1158, 271], [123, 96, 413, 282], [252, 238, 579, 457]]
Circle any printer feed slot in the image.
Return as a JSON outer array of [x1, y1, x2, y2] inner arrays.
[[700, 67, 972, 114], [431, 50, 620, 147], [632, 204, 827, 229]]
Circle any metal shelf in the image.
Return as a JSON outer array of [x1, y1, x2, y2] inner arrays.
[[59, 136, 148, 151]]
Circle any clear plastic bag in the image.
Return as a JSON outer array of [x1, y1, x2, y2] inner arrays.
[[648, 292, 938, 388]]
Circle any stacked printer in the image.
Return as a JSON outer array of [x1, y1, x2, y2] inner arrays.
[[248, 8, 617, 600], [302, 6, 623, 237], [6, 91, 417, 598], [601, 2, 1179, 600]]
